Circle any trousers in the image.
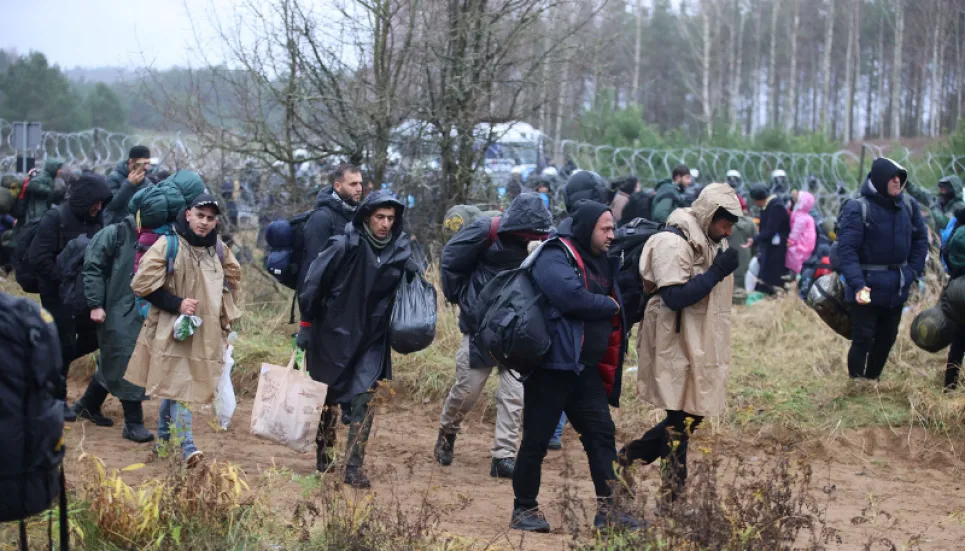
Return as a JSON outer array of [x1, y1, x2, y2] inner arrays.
[[848, 303, 903, 379]]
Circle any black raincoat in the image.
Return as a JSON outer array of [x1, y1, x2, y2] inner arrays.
[[441, 193, 553, 335], [299, 191, 411, 404]]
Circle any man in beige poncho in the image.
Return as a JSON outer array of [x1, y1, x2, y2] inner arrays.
[[126, 194, 242, 465], [620, 183, 741, 504]]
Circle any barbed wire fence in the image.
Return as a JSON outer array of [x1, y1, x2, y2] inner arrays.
[[4, 118, 964, 221]]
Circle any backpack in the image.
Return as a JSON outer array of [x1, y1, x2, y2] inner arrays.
[[441, 216, 500, 305], [443, 204, 500, 243], [473, 238, 584, 377], [264, 210, 314, 290], [9, 169, 37, 221], [829, 195, 917, 271], [0, 292, 69, 551], [57, 235, 91, 317], [609, 218, 664, 326], [14, 206, 68, 294]]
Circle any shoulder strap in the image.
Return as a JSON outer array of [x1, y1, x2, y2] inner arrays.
[[557, 237, 588, 289], [164, 234, 179, 274], [857, 197, 870, 227], [216, 240, 225, 264], [487, 216, 500, 246]]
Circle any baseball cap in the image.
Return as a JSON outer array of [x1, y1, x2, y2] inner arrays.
[[189, 193, 222, 214]]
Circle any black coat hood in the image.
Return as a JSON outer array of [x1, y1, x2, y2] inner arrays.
[[564, 170, 611, 213], [68, 174, 113, 222], [557, 199, 611, 252], [351, 190, 406, 238], [863, 157, 908, 202], [499, 192, 553, 235]]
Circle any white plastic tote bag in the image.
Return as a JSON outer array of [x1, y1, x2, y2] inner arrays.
[[250, 352, 328, 453]]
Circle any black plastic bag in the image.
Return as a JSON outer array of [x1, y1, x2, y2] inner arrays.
[[910, 306, 955, 353], [390, 272, 437, 354], [806, 273, 851, 339]]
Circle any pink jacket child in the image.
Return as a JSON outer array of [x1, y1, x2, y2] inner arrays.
[[785, 191, 817, 274]]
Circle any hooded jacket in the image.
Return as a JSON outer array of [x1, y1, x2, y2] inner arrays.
[[24, 159, 65, 223], [837, 157, 928, 308], [104, 159, 151, 226], [442, 193, 553, 335], [752, 194, 791, 286], [933, 175, 965, 231], [564, 170, 611, 212], [786, 191, 817, 274], [298, 190, 411, 404], [28, 174, 112, 300], [650, 178, 689, 225], [82, 215, 146, 401], [530, 201, 626, 406], [298, 186, 358, 298], [637, 184, 742, 417]]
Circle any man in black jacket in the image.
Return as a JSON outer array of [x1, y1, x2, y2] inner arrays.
[[436, 193, 553, 478], [103, 146, 152, 226], [27, 173, 113, 421], [298, 191, 412, 488], [297, 164, 363, 290]]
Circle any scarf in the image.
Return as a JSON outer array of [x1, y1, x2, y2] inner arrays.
[[176, 209, 218, 248], [362, 222, 392, 250], [334, 190, 358, 212]]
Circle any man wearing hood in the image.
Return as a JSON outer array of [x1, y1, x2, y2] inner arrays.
[[837, 158, 928, 381], [436, 193, 553, 478], [931, 175, 965, 231], [103, 146, 152, 226], [627, 183, 741, 505], [511, 200, 637, 534], [651, 164, 692, 225], [28, 173, 113, 420], [125, 195, 244, 466], [22, 158, 66, 223], [563, 170, 612, 213], [743, 184, 790, 294], [299, 190, 412, 488]]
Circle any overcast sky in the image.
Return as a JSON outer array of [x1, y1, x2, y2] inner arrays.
[[1, 0, 239, 69]]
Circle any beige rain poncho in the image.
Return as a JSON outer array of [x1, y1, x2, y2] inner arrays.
[[636, 183, 742, 417], [125, 235, 243, 404]]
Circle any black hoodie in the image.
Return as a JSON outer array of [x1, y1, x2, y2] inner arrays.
[[298, 186, 358, 295], [29, 174, 112, 299]]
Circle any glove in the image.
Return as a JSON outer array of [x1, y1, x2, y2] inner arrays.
[[296, 325, 312, 350], [710, 248, 740, 279]]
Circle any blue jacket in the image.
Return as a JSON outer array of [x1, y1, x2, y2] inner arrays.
[[530, 234, 627, 407], [837, 179, 928, 308]]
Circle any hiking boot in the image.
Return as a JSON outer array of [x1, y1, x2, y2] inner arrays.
[[490, 457, 515, 478], [121, 400, 154, 442], [434, 430, 456, 466], [547, 437, 562, 451], [74, 404, 114, 427], [510, 507, 551, 533], [594, 506, 643, 532], [123, 423, 155, 443], [63, 403, 77, 422], [344, 468, 371, 489]]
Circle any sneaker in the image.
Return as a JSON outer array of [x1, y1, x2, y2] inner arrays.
[[63, 403, 77, 423], [510, 507, 551, 533], [74, 404, 114, 427], [434, 430, 456, 466], [547, 438, 562, 451], [184, 449, 205, 468], [490, 457, 515, 478], [593, 507, 642, 532], [344, 468, 371, 489]]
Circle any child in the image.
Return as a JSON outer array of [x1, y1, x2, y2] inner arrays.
[[785, 191, 817, 275]]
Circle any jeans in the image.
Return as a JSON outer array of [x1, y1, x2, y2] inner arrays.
[[512, 367, 617, 510], [550, 414, 567, 444], [848, 304, 904, 379], [158, 400, 197, 456], [620, 410, 704, 495]]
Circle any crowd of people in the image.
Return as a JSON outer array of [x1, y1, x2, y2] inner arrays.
[[3, 144, 964, 536]]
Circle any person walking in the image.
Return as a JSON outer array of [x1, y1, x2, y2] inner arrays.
[[298, 190, 412, 488], [727, 194, 757, 303], [436, 193, 552, 478], [21, 159, 66, 224], [744, 184, 790, 295], [623, 183, 742, 506], [125, 195, 243, 465], [785, 190, 817, 276], [942, 209, 965, 390], [510, 200, 637, 533], [103, 146, 152, 225], [650, 165, 692, 225], [837, 158, 928, 381]]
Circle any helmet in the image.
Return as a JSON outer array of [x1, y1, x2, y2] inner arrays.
[[690, 168, 701, 180], [541, 166, 559, 179], [771, 169, 787, 180], [726, 169, 742, 188]]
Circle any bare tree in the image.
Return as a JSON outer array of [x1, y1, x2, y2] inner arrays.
[[819, 0, 835, 133], [843, 0, 856, 142], [631, 0, 644, 103], [767, 0, 781, 126], [891, 0, 904, 139], [784, 0, 799, 132], [730, 0, 746, 134]]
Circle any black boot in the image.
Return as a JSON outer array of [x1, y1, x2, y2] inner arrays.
[[121, 400, 155, 443], [316, 407, 338, 473], [490, 457, 515, 478], [510, 507, 551, 533], [344, 415, 373, 489], [71, 380, 113, 427], [434, 430, 456, 466], [945, 363, 961, 391]]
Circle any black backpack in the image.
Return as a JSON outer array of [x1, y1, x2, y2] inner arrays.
[[265, 210, 315, 290], [619, 190, 656, 226], [0, 292, 69, 550], [473, 238, 585, 376], [57, 235, 92, 317], [609, 218, 664, 326], [14, 207, 67, 294]]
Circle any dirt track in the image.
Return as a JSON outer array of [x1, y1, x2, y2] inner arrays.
[[63, 380, 965, 550]]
